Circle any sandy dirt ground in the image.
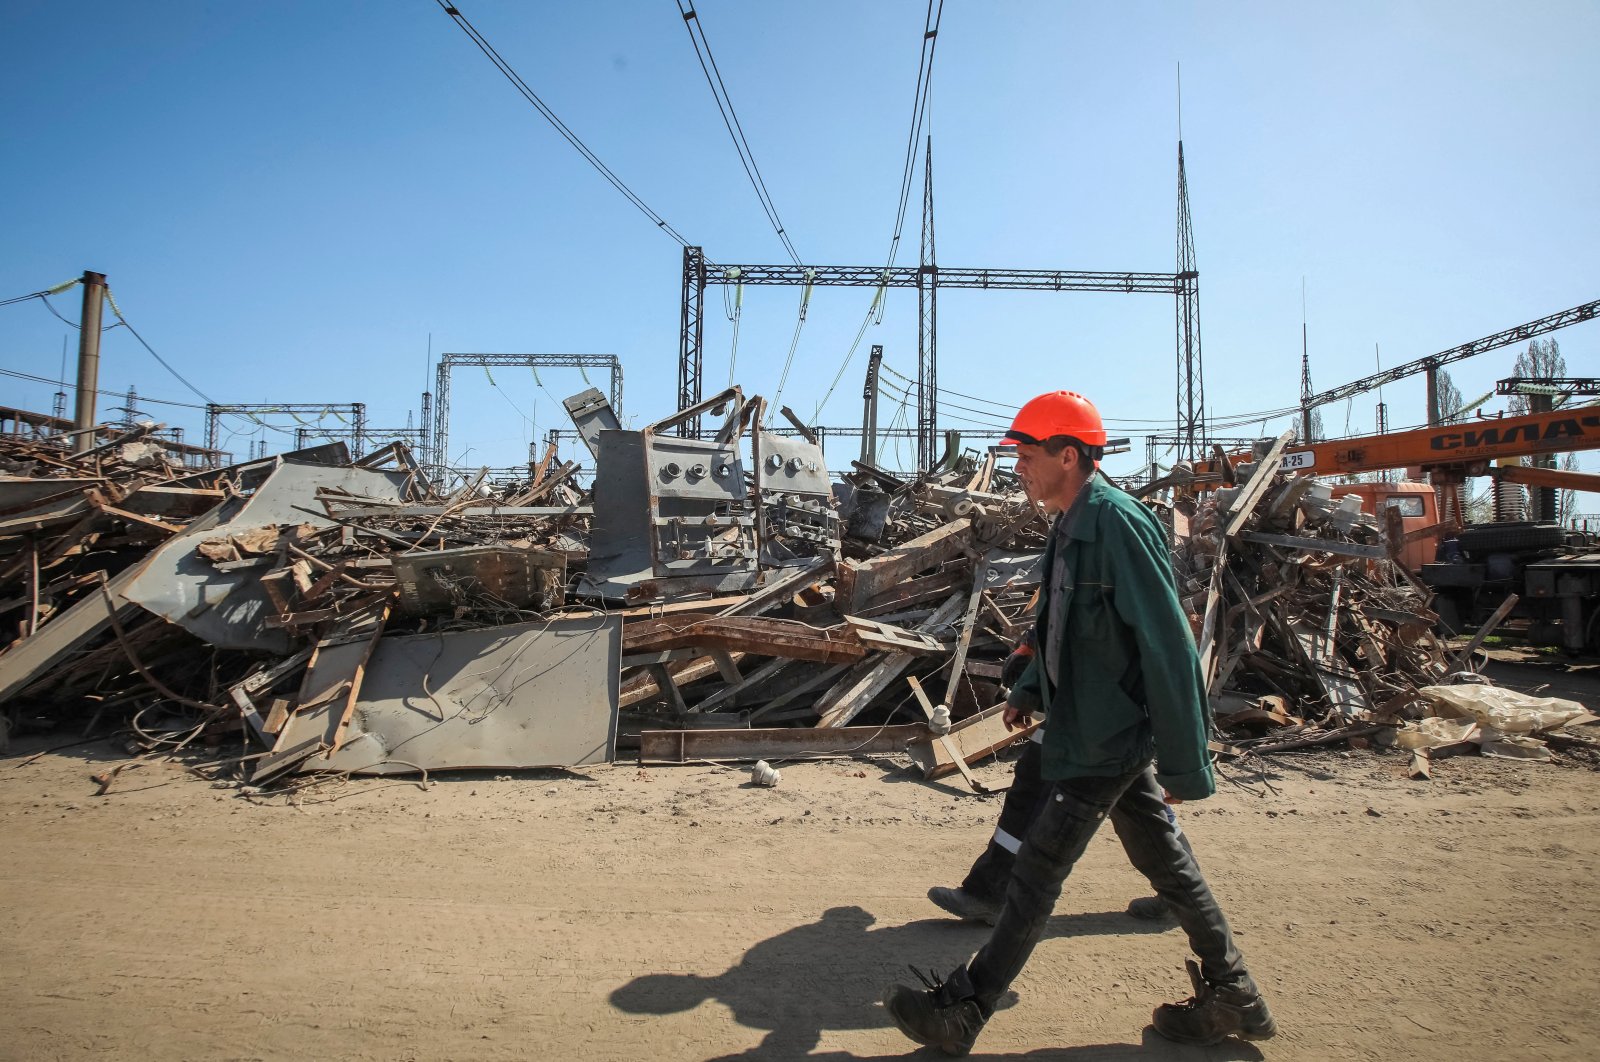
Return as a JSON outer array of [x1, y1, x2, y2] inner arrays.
[[3, 661, 1599, 1062]]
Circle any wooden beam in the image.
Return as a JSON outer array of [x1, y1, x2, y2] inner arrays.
[[905, 703, 1037, 780], [1237, 530, 1388, 560], [835, 519, 971, 613], [639, 723, 928, 764], [1222, 430, 1295, 540]]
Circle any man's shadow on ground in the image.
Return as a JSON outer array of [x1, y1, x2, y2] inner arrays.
[[610, 904, 1266, 1062]]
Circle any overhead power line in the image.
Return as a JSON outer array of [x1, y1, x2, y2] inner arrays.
[[676, 1, 801, 266], [884, 0, 943, 268], [811, 1, 943, 423], [101, 286, 217, 405], [0, 366, 207, 410], [875, 360, 1303, 430], [0, 277, 81, 308], [435, 1, 691, 246]]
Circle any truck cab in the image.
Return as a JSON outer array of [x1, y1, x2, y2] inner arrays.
[[1329, 481, 1436, 572]]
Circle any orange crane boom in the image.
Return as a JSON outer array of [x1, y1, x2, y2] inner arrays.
[[1232, 406, 1600, 478]]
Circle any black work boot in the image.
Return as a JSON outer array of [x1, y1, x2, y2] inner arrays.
[[1151, 960, 1278, 1045], [883, 964, 990, 1057], [1125, 895, 1174, 921], [927, 886, 1001, 926]]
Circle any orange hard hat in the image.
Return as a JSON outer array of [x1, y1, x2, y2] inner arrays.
[[1002, 391, 1107, 449]]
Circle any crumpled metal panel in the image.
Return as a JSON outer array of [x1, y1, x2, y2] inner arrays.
[[122, 460, 411, 652], [298, 615, 621, 774], [985, 550, 1044, 590]]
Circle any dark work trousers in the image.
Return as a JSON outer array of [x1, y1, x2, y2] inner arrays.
[[965, 764, 1256, 1011], [960, 729, 1196, 905]]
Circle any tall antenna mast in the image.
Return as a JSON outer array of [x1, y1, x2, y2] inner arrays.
[[1174, 139, 1205, 460]]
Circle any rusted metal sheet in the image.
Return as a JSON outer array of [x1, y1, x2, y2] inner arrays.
[[391, 545, 566, 615], [623, 616, 868, 665]]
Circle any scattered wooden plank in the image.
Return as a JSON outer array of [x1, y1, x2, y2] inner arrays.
[[619, 652, 747, 708], [905, 703, 1037, 780], [0, 566, 140, 708], [623, 616, 867, 665], [691, 657, 792, 714], [743, 663, 850, 723], [906, 675, 989, 793], [1451, 593, 1520, 669], [940, 556, 990, 709], [1222, 430, 1295, 540], [814, 593, 968, 728]]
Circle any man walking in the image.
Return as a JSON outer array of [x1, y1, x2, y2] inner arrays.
[[883, 391, 1275, 1053], [926, 629, 1180, 926]]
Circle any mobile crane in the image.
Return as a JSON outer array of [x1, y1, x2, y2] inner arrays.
[[1195, 402, 1600, 652]]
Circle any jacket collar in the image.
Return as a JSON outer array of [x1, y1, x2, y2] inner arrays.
[[1056, 470, 1114, 544]]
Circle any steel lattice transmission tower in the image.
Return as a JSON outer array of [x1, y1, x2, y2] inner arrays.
[[1299, 351, 1315, 441], [1174, 141, 1205, 462], [917, 137, 938, 469]]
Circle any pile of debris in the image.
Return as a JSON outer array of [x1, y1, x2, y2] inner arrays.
[[3, 403, 1589, 796], [0, 387, 1051, 792], [1158, 432, 1595, 772]]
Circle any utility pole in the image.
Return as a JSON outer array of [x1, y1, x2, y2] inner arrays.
[[72, 271, 107, 454]]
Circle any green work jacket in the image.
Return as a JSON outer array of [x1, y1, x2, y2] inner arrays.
[[1007, 473, 1215, 800]]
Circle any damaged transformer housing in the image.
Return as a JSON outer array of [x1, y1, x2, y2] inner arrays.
[[582, 388, 838, 603]]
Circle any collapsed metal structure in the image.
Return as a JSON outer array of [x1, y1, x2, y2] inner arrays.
[[204, 403, 367, 458]]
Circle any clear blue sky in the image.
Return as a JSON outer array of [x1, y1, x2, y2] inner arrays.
[[2, 1, 1595, 477]]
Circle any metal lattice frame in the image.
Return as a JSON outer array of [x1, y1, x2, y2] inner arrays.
[[679, 257, 1189, 450], [1306, 300, 1600, 412], [917, 137, 939, 470], [205, 403, 366, 455], [295, 426, 428, 455], [679, 144, 1200, 459], [678, 250, 708, 435], [1145, 433, 1257, 472], [433, 353, 623, 473]]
